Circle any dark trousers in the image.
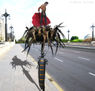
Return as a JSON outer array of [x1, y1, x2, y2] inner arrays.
[[40, 12, 47, 26]]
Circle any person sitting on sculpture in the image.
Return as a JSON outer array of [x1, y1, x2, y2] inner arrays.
[[38, 2, 48, 26], [32, 2, 50, 27]]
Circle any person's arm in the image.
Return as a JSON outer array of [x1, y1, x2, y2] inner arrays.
[[38, 5, 41, 12]]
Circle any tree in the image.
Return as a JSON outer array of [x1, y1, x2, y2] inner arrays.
[[71, 36, 79, 41]]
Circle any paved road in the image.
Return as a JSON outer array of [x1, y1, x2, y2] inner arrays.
[[21, 44, 95, 91]]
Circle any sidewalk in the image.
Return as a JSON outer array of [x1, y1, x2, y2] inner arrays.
[[0, 42, 15, 57], [0, 44, 59, 91]]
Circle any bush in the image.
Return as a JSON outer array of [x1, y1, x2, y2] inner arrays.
[[15, 37, 25, 43], [61, 39, 68, 42], [71, 36, 79, 41], [71, 39, 83, 42], [16, 40, 25, 43]]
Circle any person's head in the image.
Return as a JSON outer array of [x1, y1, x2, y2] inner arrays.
[[44, 2, 48, 6]]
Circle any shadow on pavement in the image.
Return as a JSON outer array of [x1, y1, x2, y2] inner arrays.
[[10, 56, 41, 91]]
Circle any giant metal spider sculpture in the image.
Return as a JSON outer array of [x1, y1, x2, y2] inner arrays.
[[22, 23, 65, 91], [22, 23, 65, 55]]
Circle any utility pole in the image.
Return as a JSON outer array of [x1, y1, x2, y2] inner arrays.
[[67, 30, 70, 41], [91, 24, 95, 41], [10, 26, 13, 41], [2, 9, 10, 41]]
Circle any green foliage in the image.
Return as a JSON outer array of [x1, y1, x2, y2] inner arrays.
[[71, 39, 83, 42], [0, 36, 2, 41], [61, 39, 68, 42], [71, 36, 79, 41], [15, 37, 25, 43]]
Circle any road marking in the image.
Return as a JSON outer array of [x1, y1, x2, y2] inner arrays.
[[78, 57, 90, 61], [89, 72, 95, 77], [55, 57, 63, 62]]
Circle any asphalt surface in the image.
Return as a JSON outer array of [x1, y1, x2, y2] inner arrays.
[[21, 44, 95, 91]]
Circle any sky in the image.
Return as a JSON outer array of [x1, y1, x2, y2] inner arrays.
[[0, 0, 95, 40]]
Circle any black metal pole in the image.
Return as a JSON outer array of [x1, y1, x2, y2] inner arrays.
[[43, 88, 45, 91], [5, 17, 7, 41], [10, 26, 13, 41], [92, 30, 94, 41], [92, 28, 94, 41], [67, 30, 70, 41], [91, 24, 95, 41], [2, 9, 10, 41], [93, 29, 94, 40]]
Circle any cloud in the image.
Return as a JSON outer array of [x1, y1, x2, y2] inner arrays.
[[0, 0, 95, 39]]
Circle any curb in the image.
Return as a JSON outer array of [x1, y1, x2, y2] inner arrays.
[[65, 45, 95, 50], [46, 73, 64, 91], [28, 54, 64, 91]]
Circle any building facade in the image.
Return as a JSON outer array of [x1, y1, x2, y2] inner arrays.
[[0, 18, 5, 41]]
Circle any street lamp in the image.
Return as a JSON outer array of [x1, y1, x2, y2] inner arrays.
[[91, 24, 95, 41], [2, 9, 10, 41], [67, 30, 70, 41], [10, 26, 13, 41]]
